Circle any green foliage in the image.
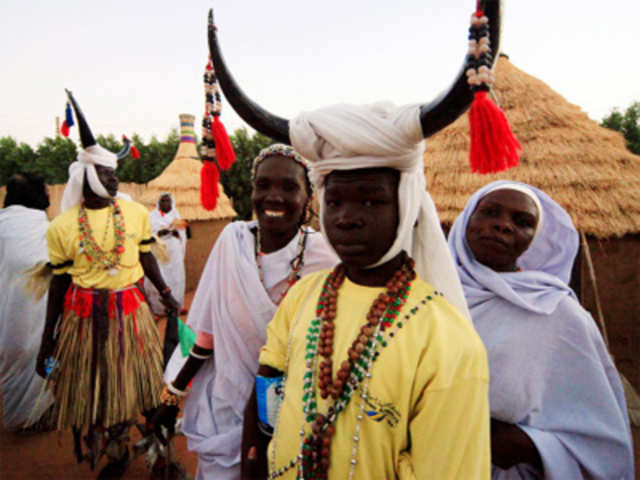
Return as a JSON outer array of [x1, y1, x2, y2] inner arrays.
[[601, 101, 640, 155], [221, 128, 274, 220], [0, 127, 272, 219], [0, 137, 37, 185], [0, 130, 179, 186]]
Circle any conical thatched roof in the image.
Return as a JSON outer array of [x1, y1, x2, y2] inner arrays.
[[139, 114, 236, 220], [425, 55, 640, 238]]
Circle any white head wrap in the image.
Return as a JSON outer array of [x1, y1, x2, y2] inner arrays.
[[290, 102, 470, 319], [60, 144, 118, 212]]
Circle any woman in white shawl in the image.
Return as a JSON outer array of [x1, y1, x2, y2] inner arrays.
[[159, 145, 337, 479], [145, 192, 186, 314], [448, 180, 634, 479]]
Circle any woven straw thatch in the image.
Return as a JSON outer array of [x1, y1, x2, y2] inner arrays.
[[425, 55, 640, 238], [139, 114, 236, 221]]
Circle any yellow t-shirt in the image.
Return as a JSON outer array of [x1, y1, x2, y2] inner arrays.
[[260, 270, 491, 479], [47, 198, 153, 289]]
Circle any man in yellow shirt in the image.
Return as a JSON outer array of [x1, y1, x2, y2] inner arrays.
[[35, 90, 179, 479], [242, 107, 491, 480]]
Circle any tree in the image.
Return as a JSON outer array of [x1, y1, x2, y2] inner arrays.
[[221, 128, 274, 220], [33, 137, 77, 184], [0, 137, 37, 185], [601, 101, 640, 155]]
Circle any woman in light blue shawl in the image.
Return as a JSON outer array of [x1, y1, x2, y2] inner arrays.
[[448, 180, 633, 479]]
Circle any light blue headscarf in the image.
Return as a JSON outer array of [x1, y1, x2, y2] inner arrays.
[[448, 180, 634, 479], [448, 180, 579, 315]]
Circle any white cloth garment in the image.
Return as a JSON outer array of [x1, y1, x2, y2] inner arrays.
[[290, 101, 470, 320], [60, 144, 128, 212], [144, 193, 186, 314], [448, 180, 634, 479], [176, 221, 336, 479], [0, 205, 53, 429]]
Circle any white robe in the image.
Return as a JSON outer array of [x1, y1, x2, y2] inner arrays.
[[178, 221, 336, 480], [144, 197, 186, 314], [0, 205, 53, 429], [448, 180, 634, 479]]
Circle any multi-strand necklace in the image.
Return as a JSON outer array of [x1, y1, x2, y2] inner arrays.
[[254, 226, 308, 305], [266, 253, 426, 479], [77, 199, 125, 276]]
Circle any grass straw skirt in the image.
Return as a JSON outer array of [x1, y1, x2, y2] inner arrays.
[[45, 282, 164, 432]]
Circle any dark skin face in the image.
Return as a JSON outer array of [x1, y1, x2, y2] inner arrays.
[[159, 194, 172, 213], [83, 165, 119, 209], [465, 189, 539, 272], [323, 168, 402, 286], [251, 155, 311, 253]]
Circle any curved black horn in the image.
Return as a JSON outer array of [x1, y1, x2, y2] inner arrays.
[[419, 0, 501, 138], [207, 9, 291, 144], [65, 88, 96, 148], [117, 135, 132, 160]]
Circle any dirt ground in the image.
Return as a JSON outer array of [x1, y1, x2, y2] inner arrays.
[[0, 293, 199, 480]]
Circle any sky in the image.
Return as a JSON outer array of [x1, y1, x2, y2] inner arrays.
[[2, 0, 639, 147]]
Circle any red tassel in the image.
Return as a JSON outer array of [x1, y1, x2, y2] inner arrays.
[[211, 116, 236, 170], [61, 121, 70, 137], [200, 161, 220, 210], [130, 145, 140, 159], [468, 91, 521, 174]]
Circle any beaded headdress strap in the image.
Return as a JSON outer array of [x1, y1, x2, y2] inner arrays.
[[251, 144, 312, 190]]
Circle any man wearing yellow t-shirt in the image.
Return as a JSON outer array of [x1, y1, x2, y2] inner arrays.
[[242, 105, 491, 480], [35, 90, 179, 479]]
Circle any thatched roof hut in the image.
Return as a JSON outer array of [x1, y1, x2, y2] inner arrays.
[[140, 114, 236, 291], [425, 55, 640, 238], [139, 114, 235, 220], [425, 55, 640, 464]]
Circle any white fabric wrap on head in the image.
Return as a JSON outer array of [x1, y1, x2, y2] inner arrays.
[[290, 102, 470, 320], [60, 144, 118, 212]]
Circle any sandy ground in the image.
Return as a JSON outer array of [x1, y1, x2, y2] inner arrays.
[[0, 293, 199, 480]]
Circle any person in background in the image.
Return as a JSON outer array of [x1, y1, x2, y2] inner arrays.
[[448, 180, 634, 479], [158, 144, 337, 479], [145, 192, 187, 316], [0, 173, 53, 431]]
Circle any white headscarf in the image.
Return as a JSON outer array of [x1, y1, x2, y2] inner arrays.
[[448, 180, 578, 314], [60, 144, 118, 212], [290, 102, 470, 319]]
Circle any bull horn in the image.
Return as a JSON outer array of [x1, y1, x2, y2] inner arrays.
[[65, 89, 97, 148], [207, 9, 291, 144], [117, 135, 132, 160], [420, 0, 501, 137], [207, 0, 502, 142]]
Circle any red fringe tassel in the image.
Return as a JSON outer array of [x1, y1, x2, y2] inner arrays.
[[200, 161, 220, 211], [211, 116, 236, 170], [130, 145, 140, 159], [468, 90, 521, 174]]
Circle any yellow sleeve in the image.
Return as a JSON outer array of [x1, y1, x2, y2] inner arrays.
[[258, 286, 298, 372], [138, 208, 154, 253], [47, 222, 73, 275], [404, 343, 491, 479], [258, 272, 325, 372]]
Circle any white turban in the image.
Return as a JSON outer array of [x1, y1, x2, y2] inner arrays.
[[290, 102, 470, 320], [60, 145, 118, 212]]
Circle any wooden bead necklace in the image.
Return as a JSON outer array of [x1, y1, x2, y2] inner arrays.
[[295, 253, 416, 480], [267, 279, 442, 479]]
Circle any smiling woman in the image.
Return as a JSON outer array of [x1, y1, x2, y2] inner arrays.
[[160, 143, 337, 479]]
